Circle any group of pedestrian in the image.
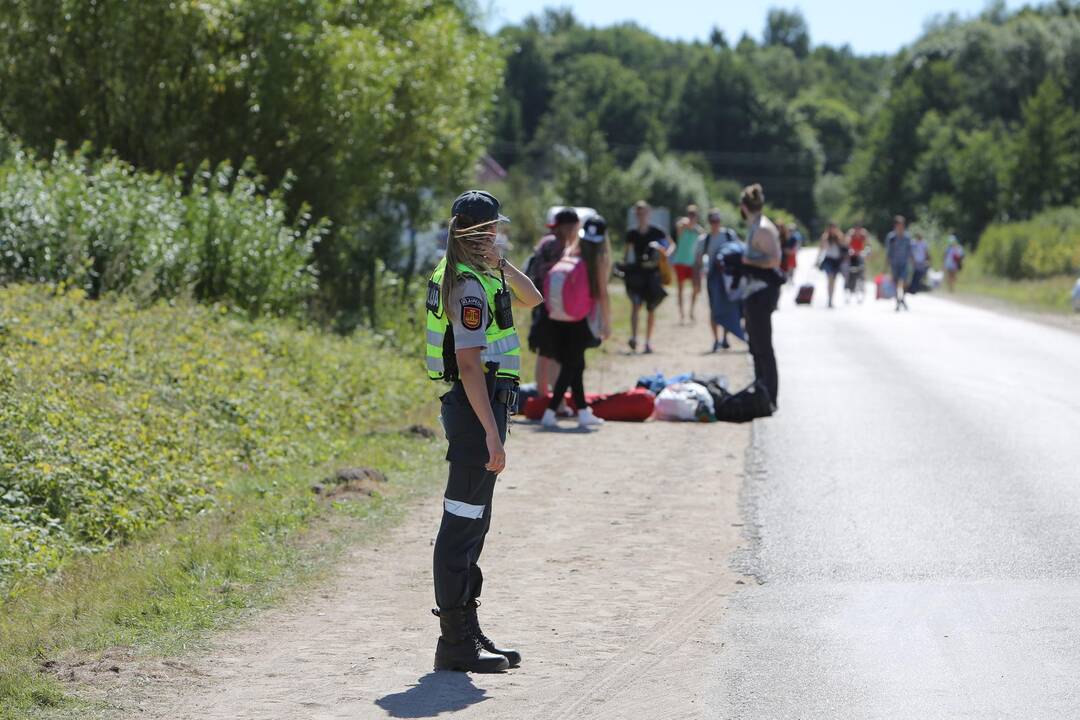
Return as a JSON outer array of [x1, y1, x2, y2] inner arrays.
[[420, 184, 786, 674], [813, 220, 871, 307], [622, 189, 783, 405], [883, 215, 927, 311], [815, 215, 966, 311]]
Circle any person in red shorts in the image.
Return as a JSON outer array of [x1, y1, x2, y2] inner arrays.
[[671, 205, 704, 323]]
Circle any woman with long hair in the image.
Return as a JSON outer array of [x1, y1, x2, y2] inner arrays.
[[425, 190, 543, 673], [739, 184, 784, 407], [541, 215, 613, 429], [818, 221, 847, 308]]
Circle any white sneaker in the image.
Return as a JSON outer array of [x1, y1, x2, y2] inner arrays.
[[541, 408, 558, 428], [578, 407, 605, 428]]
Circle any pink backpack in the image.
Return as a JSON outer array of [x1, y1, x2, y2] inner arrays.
[[544, 255, 593, 321]]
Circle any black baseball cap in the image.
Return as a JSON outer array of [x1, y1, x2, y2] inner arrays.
[[450, 190, 510, 224], [580, 215, 607, 243], [553, 208, 579, 225]]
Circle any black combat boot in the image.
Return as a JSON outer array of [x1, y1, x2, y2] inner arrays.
[[466, 599, 522, 667], [433, 607, 509, 673]]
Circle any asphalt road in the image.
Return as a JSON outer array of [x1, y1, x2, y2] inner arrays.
[[715, 256, 1080, 718]]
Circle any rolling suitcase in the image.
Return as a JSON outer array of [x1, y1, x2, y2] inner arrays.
[[795, 283, 814, 305]]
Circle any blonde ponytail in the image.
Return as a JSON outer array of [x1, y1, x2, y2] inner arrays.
[[441, 214, 497, 310]]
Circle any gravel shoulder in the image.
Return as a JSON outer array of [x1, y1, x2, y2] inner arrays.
[[102, 290, 753, 720]]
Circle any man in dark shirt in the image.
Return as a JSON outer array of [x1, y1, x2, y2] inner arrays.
[[623, 200, 670, 354]]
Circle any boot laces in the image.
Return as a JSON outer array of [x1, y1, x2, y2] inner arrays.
[[467, 600, 494, 647], [434, 607, 485, 650]]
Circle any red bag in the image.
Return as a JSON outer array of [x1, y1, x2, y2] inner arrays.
[[523, 393, 577, 420], [522, 388, 655, 422], [589, 388, 655, 422]]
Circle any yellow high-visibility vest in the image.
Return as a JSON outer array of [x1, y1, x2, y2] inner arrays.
[[425, 259, 520, 382]]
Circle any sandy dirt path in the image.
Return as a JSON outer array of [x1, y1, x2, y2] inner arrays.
[[116, 290, 753, 720]]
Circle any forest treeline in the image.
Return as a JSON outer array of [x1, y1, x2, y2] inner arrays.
[[0, 1, 1078, 327], [494, 3, 1080, 263]]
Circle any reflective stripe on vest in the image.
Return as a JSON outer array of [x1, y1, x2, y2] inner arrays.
[[425, 258, 521, 381]]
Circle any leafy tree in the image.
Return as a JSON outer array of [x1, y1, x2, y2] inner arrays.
[[495, 26, 553, 161], [672, 51, 819, 222], [623, 151, 711, 233], [534, 54, 660, 166], [947, 126, 1009, 242], [764, 8, 811, 59], [793, 96, 860, 173], [848, 4, 1080, 242], [551, 117, 636, 236], [0, 0, 502, 327], [1008, 76, 1080, 216]]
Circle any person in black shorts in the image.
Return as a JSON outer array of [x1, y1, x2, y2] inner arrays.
[[525, 209, 579, 395], [623, 200, 669, 354]]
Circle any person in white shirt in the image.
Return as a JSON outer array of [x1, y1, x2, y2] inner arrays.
[[739, 183, 784, 407], [910, 233, 931, 293]]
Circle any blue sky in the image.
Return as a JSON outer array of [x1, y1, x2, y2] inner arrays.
[[485, 0, 1025, 55]]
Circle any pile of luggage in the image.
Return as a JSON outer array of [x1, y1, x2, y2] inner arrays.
[[515, 372, 773, 424], [645, 373, 773, 424]]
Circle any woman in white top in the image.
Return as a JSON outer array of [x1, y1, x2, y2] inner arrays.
[[740, 183, 784, 407], [817, 222, 847, 308]]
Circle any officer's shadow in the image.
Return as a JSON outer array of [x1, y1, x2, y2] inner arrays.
[[374, 672, 492, 718]]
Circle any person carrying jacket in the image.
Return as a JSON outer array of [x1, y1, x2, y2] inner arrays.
[[424, 190, 543, 673], [738, 183, 784, 408], [695, 209, 745, 352]]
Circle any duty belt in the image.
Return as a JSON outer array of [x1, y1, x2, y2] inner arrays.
[[493, 387, 518, 407]]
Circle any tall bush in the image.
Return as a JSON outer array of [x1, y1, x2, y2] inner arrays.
[[977, 207, 1080, 280], [0, 284, 431, 595], [0, 1, 502, 325], [0, 144, 321, 316]]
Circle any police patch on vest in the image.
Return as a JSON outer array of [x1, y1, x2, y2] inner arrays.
[[460, 296, 483, 330]]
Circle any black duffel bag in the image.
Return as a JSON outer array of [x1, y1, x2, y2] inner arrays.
[[713, 380, 773, 423]]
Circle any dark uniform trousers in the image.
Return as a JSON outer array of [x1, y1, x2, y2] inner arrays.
[[433, 380, 511, 610]]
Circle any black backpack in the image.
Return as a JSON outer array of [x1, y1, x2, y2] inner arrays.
[[713, 380, 773, 423]]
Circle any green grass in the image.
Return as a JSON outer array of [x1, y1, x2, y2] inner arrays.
[[952, 266, 1077, 314], [1, 434, 444, 720], [0, 283, 445, 718], [0, 284, 432, 594], [0, 279, 639, 718]]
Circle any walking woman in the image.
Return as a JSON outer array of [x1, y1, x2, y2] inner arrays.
[[541, 215, 613, 429], [943, 234, 965, 292], [739, 184, 784, 407], [818, 221, 847, 308], [671, 205, 704, 323], [424, 190, 543, 673]]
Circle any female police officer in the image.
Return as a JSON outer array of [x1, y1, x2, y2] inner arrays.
[[425, 190, 543, 672]]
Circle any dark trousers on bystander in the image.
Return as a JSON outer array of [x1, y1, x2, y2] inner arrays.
[[546, 318, 592, 411], [744, 284, 780, 406]]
